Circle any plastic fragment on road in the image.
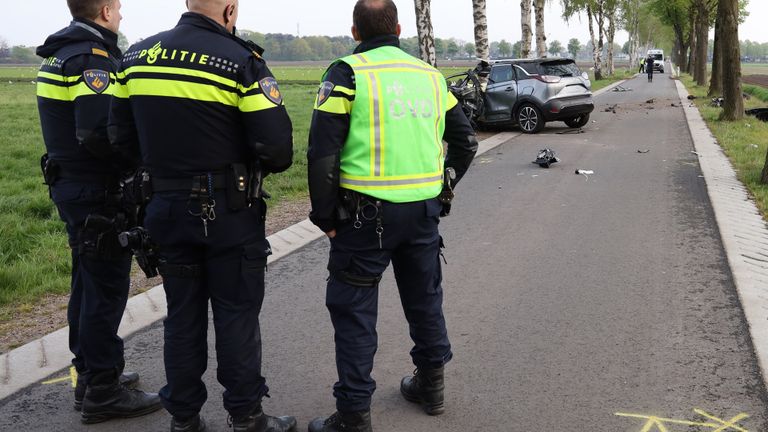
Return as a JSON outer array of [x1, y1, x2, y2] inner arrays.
[[612, 85, 633, 92], [637, 149, 650, 154], [533, 148, 560, 168], [575, 169, 594, 175]]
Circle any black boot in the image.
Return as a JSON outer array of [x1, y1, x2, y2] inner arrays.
[[171, 414, 207, 432], [81, 370, 162, 424], [307, 411, 372, 432], [74, 371, 140, 411], [400, 367, 445, 415], [230, 404, 297, 432]]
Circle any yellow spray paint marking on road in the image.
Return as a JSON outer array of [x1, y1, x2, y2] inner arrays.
[[616, 409, 749, 431], [41, 366, 77, 388]]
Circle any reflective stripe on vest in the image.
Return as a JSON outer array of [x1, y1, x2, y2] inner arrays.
[[338, 46, 448, 202]]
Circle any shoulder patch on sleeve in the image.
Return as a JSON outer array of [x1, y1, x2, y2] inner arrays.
[[316, 81, 335, 107], [83, 69, 110, 94], [91, 48, 109, 57], [259, 77, 282, 105]]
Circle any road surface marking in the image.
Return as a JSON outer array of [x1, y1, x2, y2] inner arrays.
[[41, 366, 77, 388], [616, 409, 749, 431]]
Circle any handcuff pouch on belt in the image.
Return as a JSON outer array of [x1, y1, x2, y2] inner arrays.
[[40, 154, 60, 186], [227, 162, 269, 211], [437, 167, 457, 217]]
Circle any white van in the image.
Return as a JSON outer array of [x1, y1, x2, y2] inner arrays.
[[646, 49, 665, 73]]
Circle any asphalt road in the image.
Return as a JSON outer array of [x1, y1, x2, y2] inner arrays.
[[2, 73, 767, 432]]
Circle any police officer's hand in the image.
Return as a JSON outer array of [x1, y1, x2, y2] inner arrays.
[[326, 230, 337, 239]]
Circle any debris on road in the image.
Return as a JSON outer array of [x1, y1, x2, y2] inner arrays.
[[637, 149, 651, 154], [604, 104, 618, 113], [613, 85, 633, 92], [575, 169, 594, 176], [557, 129, 585, 135], [691, 151, 700, 156], [533, 148, 560, 168], [670, 103, 678, 107], [646, 98, 655, 104]]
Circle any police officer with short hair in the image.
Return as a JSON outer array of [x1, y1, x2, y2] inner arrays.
[[306, 1, 478, 430], [109, 1, 296, 431], [36, 0, 161, 423]]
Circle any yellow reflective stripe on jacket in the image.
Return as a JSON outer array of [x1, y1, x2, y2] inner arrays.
[[119, 78, 238, 106], [314, 85, 355, 114], [340, 174, 443, 190], [37, 74, 117, 101], [118, 65, 238, 89]]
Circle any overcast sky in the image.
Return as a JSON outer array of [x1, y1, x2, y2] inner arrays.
[[1, 1, 766, 48]]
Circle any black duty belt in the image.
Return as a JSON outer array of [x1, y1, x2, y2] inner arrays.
[[57, 167, 118, 184], [151, 174, 228, 192]]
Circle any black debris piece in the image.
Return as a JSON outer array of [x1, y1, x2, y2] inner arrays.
[[533, 148, 560, 168], [646, 98, 655, 104], [637, 149, 651, 154], [746, 108, 768, 122], [687, 95, 698, 100], [711, 97, 724, 107], [604, 104, 618, 113]]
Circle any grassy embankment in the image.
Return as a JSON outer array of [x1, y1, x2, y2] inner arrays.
[[680, 74, 768, 218]]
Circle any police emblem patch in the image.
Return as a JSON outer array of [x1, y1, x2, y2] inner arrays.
[[316, 81, 335, 107], [83, 69, 110, 94], [260, 77, 283, 105]]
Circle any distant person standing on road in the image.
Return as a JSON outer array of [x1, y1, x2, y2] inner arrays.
[[109, 0, 297, 431], [647, 55, 654, 82], [35, 0, 161, 424], [639, 57, 645, 74], [306, 0, 478, 430]]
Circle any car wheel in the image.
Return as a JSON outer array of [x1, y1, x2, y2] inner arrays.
[[517, 103, 545, 134], [564, 113, 590, 128]]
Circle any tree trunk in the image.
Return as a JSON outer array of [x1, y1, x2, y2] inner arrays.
[[595, 2, 605, 81], [472, 0, 490, 60], [708, 12, 722, 97], [687, 8, 697, 75], [521, 0, 533, 58], [414, 0, 436, 66], [534, 0, 547, 58], [627, 0, 641, 74], [606, 13, 616, 76], [719, 0, 743, 121], [587, 5, 603, 81], [694, 0, 709, 86]]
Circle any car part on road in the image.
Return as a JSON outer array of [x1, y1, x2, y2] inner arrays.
[[533, 148, 560, 168], [613, 85, 633, 92], [564, 113, 591, 127]]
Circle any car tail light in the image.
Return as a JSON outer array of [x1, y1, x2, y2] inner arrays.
[[535, 75, 562, 83]]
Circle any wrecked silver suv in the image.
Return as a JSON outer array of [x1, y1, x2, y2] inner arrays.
[[447, 59, 594, 134]]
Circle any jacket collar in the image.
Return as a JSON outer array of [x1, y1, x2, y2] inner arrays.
[[353, 34, 401, 54], [178, 12, 232, 37]]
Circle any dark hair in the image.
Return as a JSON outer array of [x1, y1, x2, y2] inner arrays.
[[353, 0, 399, 41], [67, 0, 111, 20]]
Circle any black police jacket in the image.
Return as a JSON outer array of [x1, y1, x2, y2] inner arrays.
[[307, 35, 479, 233], [109, 12, 293, 178], [36, 18, 122, 176]]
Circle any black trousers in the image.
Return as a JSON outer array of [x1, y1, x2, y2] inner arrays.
[[51, 180, 131, 380], [145, 192, 271, 419], [326, 197, 453, 413]]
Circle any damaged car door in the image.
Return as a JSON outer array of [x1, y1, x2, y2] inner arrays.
[[483, 63, 518, 124]]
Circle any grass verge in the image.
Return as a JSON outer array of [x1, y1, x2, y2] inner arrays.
[[680, 74, 768, 219]]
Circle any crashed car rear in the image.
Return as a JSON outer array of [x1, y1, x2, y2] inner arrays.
[[447, 58, 595, 134]]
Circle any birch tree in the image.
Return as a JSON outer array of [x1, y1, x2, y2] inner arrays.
[[534, 0, 548, 57], [473, 0, 490, 60], [521, 0, 534, 58], [414, 0, 437, 66]]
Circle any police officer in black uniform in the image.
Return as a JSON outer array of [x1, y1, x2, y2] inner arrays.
[[36, 0, 161, 424], [306, 1, 478, 430], [109, 1, 296, 431]]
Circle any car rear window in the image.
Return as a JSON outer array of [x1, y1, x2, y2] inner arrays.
[[540, 61, 581, 77]]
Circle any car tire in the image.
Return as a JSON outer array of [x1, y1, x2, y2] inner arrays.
[[564, 113, 590, 128], [517, 103, 545, 134]]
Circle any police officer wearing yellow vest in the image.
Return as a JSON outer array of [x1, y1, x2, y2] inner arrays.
[[109, 1, 296, 431], [36, 0, 162, 423], [307, 1, 478, 430]]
